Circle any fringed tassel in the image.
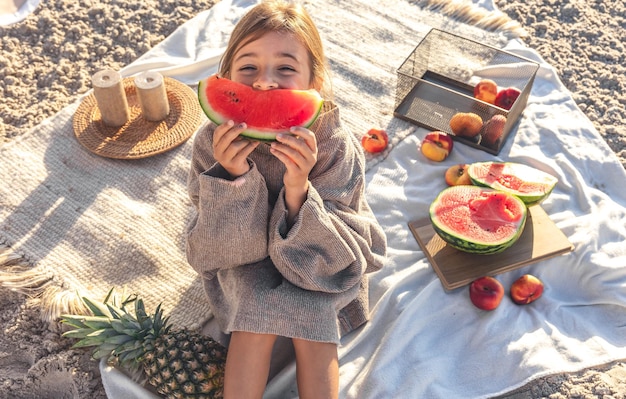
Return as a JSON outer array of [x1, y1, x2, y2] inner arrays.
[[0, 245, 90, 324], [0, 245, 24, 266], [417, 0, 528, 39], [39, 285, 91, 322]]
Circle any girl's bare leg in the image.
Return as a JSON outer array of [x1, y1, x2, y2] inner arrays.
[[224, 331, 277, 399], [292, 338, 339, 399]]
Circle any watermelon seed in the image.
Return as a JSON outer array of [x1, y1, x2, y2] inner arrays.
[[225, 90, 240, 102]]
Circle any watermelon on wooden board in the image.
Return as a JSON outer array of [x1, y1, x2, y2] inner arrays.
[[468, 161, 558, 205], [198, 74, 324, 142], [429, 185, 528, 255]]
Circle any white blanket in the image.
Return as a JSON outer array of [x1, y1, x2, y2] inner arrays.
[[4, 0, 626, 398]]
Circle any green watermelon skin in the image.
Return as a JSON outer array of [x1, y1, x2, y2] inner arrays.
[[431, 222, 524, 255], [198, 74, 323, 141], [468, 161, 558, 205], [429, 186, 527, 255]]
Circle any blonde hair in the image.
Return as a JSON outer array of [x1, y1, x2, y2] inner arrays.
[[219, 0, 331, 97]]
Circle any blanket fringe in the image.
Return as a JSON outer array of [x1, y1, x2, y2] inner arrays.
[[417, 0, 528, 39], [0, 245, 90, 323]]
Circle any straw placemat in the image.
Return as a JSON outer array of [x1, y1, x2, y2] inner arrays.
[[73, 77, 203, 159]]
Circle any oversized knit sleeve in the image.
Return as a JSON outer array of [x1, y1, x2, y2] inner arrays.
[[268, 105, 387, 293], [185, 123, 270, 280]]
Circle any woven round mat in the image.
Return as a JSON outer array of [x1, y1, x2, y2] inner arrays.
[[73, 77, 203, 159]]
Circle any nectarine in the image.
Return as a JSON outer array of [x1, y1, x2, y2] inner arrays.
[[420, 131, 453, 162], [474, 79, 498, 104], [361, 128, 389, 154], [449, 112, 483, 138], [494, 87, 521, 110], [469, 276, 504, 311], [444, 164, 472, 186], [510, 274, 544, 305]]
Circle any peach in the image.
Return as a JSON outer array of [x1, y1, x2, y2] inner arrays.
[[420, 131, 453, 162], [361, 128, 389, 154], [449, 112, 483, 138], [474, 79, 498, 104], [469, 276, 504, 311], [482, 114, 507, 146], [444, 164, 472, 186], [510, 274, 544, 305]]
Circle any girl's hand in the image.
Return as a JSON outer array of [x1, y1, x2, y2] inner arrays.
[[270, 127, 318, 225], [213, 120, 260, 177]]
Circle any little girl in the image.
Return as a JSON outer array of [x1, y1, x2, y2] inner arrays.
[[185, 1, 387, 397]]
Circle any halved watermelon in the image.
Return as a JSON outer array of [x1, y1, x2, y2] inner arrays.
[[467, 161, 558, 205], [429, 185, 527, 255], [198, 74, 323, 141]]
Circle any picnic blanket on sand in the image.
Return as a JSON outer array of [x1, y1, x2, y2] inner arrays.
[[2, 0, 626, 397]]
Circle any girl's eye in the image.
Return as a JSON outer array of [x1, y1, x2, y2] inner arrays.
[[238, 65, 256, 72], [279, 66, 296, 72]]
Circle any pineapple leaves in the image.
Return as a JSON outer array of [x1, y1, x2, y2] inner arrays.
[[83, 318, 114, 331], [92, 347, 117, 360], [82, 295, 113, 318], [62, 327, 96, 339], [59, 315, 90, 330], [104, 334, 135, 346], [70, 328, 119, 347], [110, 319, 142, 337], [114, 339, 143, 355], [135, 298, 148, 320], [118, 347, 145, 369], [60, 315, 112, 332]]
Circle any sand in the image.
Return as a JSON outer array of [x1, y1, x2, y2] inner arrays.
[[0, 0, 625, 398], [496, 0, 626, 171]]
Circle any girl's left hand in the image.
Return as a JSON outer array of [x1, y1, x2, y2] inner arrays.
[[270, 127, 318, 189]]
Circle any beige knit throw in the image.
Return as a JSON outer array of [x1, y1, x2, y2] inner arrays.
[[0, 0, 523, 329]]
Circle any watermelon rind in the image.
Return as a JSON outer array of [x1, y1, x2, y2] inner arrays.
[[429, 186, 528, 255], [198, 77, 225, 126], [197, 74, 323, 142], [236, 128, 287, 143], [467, 161, 558, 205]]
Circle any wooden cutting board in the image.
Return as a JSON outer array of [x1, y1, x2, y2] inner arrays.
[[408, 205, 573, 291]]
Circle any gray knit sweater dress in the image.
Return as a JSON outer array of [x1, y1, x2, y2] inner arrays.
[[185, 101, 387, 344]]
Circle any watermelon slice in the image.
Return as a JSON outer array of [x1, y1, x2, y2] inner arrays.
[[467, 161, 558, 205], [429, 185, 527, 255], [198, 74, 324, 142]]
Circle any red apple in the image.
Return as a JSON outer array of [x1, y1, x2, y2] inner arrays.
[[474, 79, 498, 104], [469, 276, 504, 311], [444, 163, 472, 186], [449, 112, 483, 138], [510, 274, 544, 305], [420, 131, 453, 162], [361, 128, 389, 154], [494, 87, 521, 110]]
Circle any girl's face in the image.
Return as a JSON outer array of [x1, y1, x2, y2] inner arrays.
[[230, 31, 313, 91]]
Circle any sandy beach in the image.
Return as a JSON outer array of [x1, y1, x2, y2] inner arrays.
[[1, 0, 625, 397]]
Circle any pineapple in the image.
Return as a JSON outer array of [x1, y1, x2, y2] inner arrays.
[[60, 291, 227, 399]]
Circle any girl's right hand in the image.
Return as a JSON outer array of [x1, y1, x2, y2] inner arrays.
[[213, 120, 260, 178]]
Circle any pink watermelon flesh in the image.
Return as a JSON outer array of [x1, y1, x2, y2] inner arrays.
[[476, 164, 543, 193], [198, 74, 323, 141], [468, 161, 558, 205], [430, 186, 527, 253]]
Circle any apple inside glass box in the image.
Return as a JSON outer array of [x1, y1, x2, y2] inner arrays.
[[394, 28, 539, 155]]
